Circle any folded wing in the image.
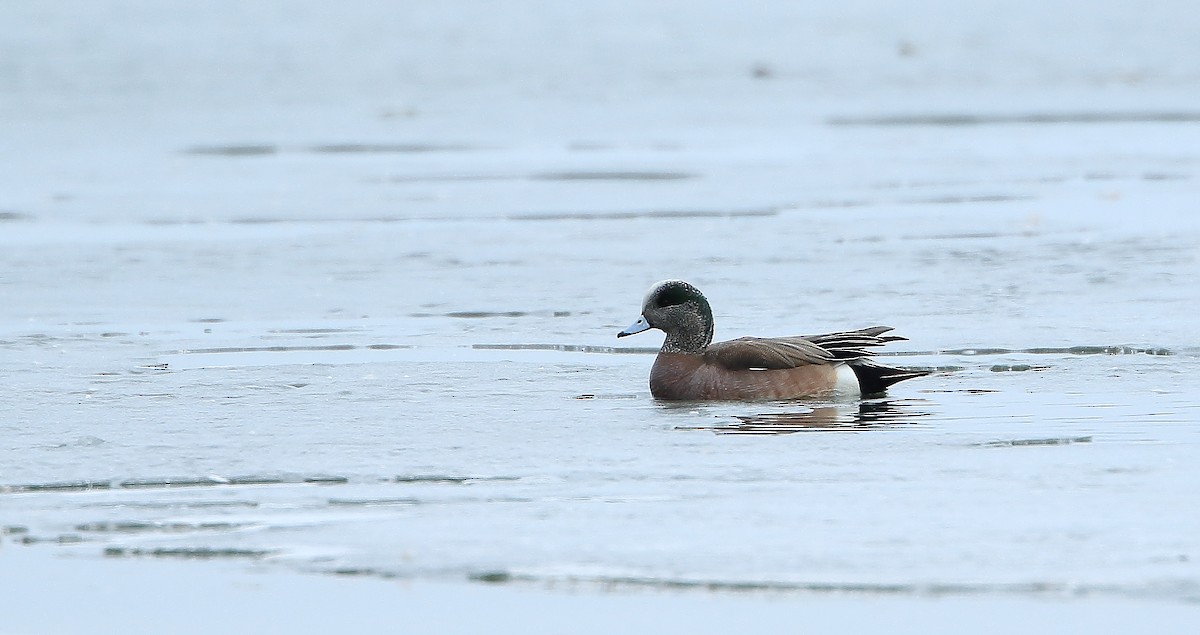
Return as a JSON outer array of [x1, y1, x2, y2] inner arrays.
[[704, 326, 905, 370]]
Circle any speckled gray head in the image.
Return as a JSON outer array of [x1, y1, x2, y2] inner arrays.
[[617, 279, 715, 354]]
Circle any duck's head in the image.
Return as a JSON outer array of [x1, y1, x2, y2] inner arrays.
[[617, 279, 715, 353]]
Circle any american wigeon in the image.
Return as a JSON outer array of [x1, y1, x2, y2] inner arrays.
[[617, 280, 929, 400]]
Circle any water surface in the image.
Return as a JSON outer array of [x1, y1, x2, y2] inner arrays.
[[2, 0, 1199, 627]]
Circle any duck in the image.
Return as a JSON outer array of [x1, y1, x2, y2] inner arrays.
[[617, 279, 929, 400]]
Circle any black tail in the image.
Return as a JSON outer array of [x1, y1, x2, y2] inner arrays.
[[848, 360, 931, 397], [802, 326, 930, 396]]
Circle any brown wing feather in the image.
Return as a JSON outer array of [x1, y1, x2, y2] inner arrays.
[[704, 337, 835, 370], [704, 326, 907, 370]]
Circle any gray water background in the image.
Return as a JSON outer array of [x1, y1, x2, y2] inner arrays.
[[3, 0, 1200, 608]]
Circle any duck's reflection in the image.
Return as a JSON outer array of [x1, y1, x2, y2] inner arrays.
[[676, 399, 932, 434]]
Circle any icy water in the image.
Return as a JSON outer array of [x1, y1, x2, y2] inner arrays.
[[3, 0, 1200, 627]]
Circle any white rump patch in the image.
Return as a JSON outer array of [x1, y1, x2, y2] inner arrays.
[[833, 363, 861, 398]]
